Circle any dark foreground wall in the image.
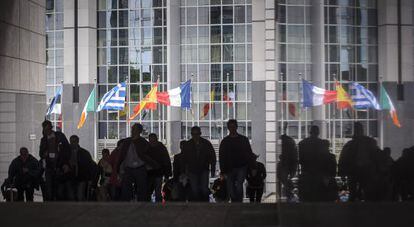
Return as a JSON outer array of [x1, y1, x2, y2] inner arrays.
[[279, 202, 414, 227], [0, 203, 278, 227]]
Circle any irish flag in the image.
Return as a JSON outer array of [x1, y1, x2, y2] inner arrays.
[[302, 79, 337, 107], [380, 85, 401, 128], [77, 88, 96, 129]]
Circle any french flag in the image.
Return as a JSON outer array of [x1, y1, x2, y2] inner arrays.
[[157, 80, 191, 109], [302, 79, 337, 108]]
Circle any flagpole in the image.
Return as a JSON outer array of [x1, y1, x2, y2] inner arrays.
[[379, 76, 384, 149], [60, 80, 64, 133], [226, 73, 230, 121], [94, 78, 98, 160], [126, 75, 130, 138], [332, 74, 336, 154], [157, 75, 162, 141], [298, 73, 302, 140]]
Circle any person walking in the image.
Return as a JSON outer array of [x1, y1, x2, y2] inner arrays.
[[246, 156, 266, 203], [8, 147, 40, 202], [68, 135, 97, 201], [117, 123, 158, 201], [182, 126, 216, 202], [298, 125, 334, 202], [219, 119, 255, 202], [338, 122, 378, 201], [146, 133, 172, 202], [39, 120, 71, 201]]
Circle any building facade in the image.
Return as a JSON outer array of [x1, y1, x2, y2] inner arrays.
[[37, 0, 414, 196]]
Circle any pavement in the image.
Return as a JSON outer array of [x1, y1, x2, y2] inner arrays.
[[1, 202, 414, 227]]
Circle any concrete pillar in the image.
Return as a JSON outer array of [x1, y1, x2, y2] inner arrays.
[[252, 0, 277, 195], [166, 0, 182, 154], [63, 0, 97, 157], [310, 0, 327, 138]]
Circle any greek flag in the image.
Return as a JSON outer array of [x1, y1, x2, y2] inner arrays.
[[350, 82, 381, 110], [96, 82, 126, 112]]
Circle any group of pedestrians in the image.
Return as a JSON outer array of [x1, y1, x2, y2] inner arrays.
[[2, 119, 267, 203], [278, 122, 414, 202]]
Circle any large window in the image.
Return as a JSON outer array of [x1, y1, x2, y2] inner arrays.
[[46, 0, 64, 129], [277, 0, 379, 153], [180, 0, 253, 140], [97, 0, 168, 140]]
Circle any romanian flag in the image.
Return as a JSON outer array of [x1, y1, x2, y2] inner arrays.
[[129, 82, 158, 121], [335, 81, 353, 109], [77, 88, 96, 129], [380, 85, 401, 128]]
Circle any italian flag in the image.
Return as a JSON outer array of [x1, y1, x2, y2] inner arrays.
[[380, 85, 401, 128], [77, 88, 96, 129]]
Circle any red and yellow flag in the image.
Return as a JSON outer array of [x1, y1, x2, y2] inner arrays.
[[335, 81, 353, 110], [129, 82, 158, 121]]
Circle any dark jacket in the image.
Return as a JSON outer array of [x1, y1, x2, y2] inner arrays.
[[117, 137, 159, 172], [219, 134, 255, 174], [338, 135, 378, 178], [39, 131, 71, 170], [182, 138, 216, 174], [70, 146, 96, 182], [280, 134, 298, 177], [173, 153, 183, 180], [298, 137, 331, 175], [247, 161, 266, 188], [146, 142, 172, 178], [8, 155, 40, 187]]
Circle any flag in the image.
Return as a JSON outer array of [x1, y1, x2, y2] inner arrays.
[[350, 82, 381, 110], [380, 85, 401, 128], [77, 88, 96, 129], [129, 82, 158, 121], [46, 86, 62, 116], [96, 82, 126, 112], [336, 81, 353, 109], [223, 91, 235, 107], [302, 79, 337, 108], [157, 80, 192, 109], [282, 92, 297, 117], [117, 103, 128, 119], [201, 89, 215, 119]]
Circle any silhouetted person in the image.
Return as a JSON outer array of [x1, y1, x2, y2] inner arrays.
[[212, 173, 228, 202], [298, 125, 334, 202], [117, 124, 158, 201], [7, 147, 40, 202], [338, 122, 378, 201], [98, 149, 112, 201], [219, 119, 255, 202], [182, 126, 216, 202], [246, 156, 266, 203], [108, 139, 124, 201], [170, 140, 187, 201], [394, 147, 414, 201], [66, 135, 96, 201], [277, 134, 298, 200], [375, 147, 394, 201], [39, 120, 70, 201], [146, 133, 172, 202]]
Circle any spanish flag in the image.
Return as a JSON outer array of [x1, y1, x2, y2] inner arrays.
[[201, 89, 215, 119], [129, 82, 158, 121], [77, 88, 96, 129], [335, 81, 353, 109]]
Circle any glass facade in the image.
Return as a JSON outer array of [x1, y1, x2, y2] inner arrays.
[[180, 0, 253, 141], [278, 0, 379, 152], [45, 0, 64, 128], [97, 0, 168, 140]]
